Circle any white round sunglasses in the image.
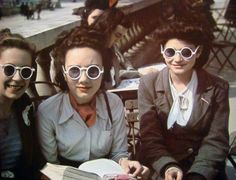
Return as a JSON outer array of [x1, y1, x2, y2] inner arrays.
[[62, 64, 104, 80], [161, 45, 200, 61], [0, 64, 35, 80]]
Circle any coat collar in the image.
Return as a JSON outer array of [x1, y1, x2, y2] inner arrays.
[[154, 67, 214, 95], [153, 67, 215, 127]]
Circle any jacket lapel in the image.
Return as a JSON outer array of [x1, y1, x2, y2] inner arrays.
[[187, 69, 214, 127], [154, 68, 173, 114]]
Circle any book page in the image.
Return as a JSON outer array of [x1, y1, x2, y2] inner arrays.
[[41, 163, 67, 180], [41, 162, 101, 180], [78, 158, 125, 178]]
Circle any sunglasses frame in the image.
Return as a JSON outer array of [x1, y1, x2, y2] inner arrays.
[[62, 64, 104, 80], [0, 63, 35, 80], [161, 45, 200, 61]]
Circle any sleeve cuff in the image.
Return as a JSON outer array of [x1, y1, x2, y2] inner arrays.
[[188, 166, 218, 180], [152, 156, 177, 176]]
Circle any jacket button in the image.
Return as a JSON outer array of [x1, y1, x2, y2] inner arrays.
[[187, 148, 194, 154]]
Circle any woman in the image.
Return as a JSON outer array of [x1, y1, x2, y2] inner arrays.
[[37, 27, 149, 179], [81, 0, 118, 26], [0, 29, 45, 179], [89, 7, 140, 88], [138, 17, 229, 180]]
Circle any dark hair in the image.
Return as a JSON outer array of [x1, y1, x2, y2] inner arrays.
[[90, 8, 130, 44], [52, 26, 113, 91], [0, 28, 37, 78], [82, 0, 118, 25], [152, 17, 214, 69], [85, 0, 118, 10]]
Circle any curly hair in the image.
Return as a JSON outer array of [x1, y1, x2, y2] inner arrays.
[[82, 0, 118, 24], [152, 17, 214, 69], [0, 28, 37, 79], [52, 26, 113, 91]]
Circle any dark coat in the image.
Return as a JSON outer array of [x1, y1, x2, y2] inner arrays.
[[0, 93, 46, 179], [138, 67, 229, 180]]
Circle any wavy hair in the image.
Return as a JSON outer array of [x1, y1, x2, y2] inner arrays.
[[52, 26, 113, 91], [152, 17, 214, 69], [0, 28, 37, 79]]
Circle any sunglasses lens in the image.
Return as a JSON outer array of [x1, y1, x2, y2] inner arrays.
[[68, 66, 80, 79], [164, 48, 175, 58], [181, 48, 192, 58], [88, 66, 100, 79], [4, 65, 15, 77], [21, 67, 33, 79]]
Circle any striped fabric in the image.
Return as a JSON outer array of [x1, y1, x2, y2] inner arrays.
[[0, 113, 22, 170]]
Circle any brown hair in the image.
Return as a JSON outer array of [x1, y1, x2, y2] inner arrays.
[[0, 28, 37, 79], [52, 26, 113, 91], [152, 16, 214, 69]]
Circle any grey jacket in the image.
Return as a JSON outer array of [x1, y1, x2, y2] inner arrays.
[[138, 67, 229, 180]]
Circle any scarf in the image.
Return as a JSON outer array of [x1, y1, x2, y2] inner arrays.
[[69, 93, 96, 127], [167, 71, 198, 129]]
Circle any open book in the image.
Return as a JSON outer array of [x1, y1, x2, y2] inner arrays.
[[41, 158, 134, 180]]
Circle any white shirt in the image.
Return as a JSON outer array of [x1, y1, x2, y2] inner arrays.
[[167, 71, 198, 129], [37, 91, 128, 164]]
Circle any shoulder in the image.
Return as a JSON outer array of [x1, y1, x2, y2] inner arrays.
[[140, 67, 167, 85], [140, 70, 160, 84], [139, 68, 167, 94], [102, 91, 123, 107], [198, 69, 229, 90], [37, 92, 65, 115]]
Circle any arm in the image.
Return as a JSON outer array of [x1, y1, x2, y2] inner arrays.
[[37, 107, 59, 164], [138, 76, 178, 176], [108, 93, 129, 162], [188, 82, 230, 179]]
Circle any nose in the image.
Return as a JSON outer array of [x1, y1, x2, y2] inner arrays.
[[78, 70, 89, 83], [12, 70, 22, 81], [174, 52, 183, 62]]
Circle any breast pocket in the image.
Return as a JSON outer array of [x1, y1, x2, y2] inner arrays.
[[96, 130, 113, 156]]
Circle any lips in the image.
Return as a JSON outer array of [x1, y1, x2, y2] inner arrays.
[[7, 84, 24, 91], [172, 64, 186, 68], [78, 86, 91, 92]]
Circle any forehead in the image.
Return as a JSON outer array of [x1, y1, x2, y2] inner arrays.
[[0, 47, 32, 66], [165, 38, 195, 49], [65, 47, 103, 66]]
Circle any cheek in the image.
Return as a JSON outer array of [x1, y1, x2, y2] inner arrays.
[[93, 78, 102, 90], [188, 59, 196, 67], [66, 79, 77, 89]]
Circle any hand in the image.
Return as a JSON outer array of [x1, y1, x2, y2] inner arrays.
[[165, 166, 183, 180], [119, 158, 150, 179]]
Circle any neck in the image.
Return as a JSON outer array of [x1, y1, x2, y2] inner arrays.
[[170, 70, 193, 92]]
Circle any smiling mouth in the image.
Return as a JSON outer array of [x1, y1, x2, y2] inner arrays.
[[173, 64, 186, 67], [7, 84, 23, 91]]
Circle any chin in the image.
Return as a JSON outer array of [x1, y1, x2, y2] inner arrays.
[[6, 93, 22, 100]]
